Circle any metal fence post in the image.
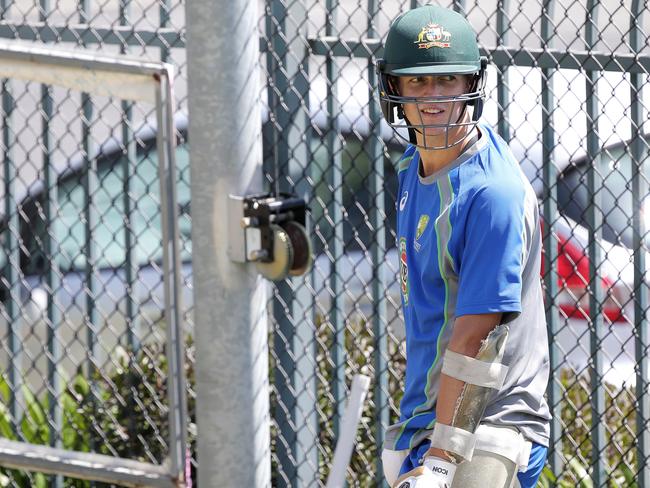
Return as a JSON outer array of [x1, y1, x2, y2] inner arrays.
[[540, 0, 563, 477], [584, 2, 606, 485], [324, 0, 347, 441], [496, 0, 511, 142], [631, 2, 649, 486], [186, 0, 271, 486], [1, 75, 21, 430], [40, 4, 63, 487], [264, 0, 318, 484], [367, 2, 389, 486]]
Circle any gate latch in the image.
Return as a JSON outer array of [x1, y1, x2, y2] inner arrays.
[[228, 193, 312, 281]]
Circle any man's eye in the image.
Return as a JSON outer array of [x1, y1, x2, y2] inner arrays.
[[440, 75, 455, 81], [409, 77, 424, 84]]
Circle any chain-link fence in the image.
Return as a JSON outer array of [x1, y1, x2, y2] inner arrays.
[[263, 0, 650, 486], [0, 1, 191, 485], [0, 0, 649, 486]]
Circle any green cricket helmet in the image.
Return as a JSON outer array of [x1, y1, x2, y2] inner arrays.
[[376, 5, 488, 149]]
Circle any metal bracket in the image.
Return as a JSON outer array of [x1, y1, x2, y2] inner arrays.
[[227, 193, 311, 280]]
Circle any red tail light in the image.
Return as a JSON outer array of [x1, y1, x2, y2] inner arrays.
[[541, 223, 626, 323]]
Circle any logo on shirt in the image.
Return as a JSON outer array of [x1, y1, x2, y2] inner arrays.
[[414, 214, 430, 252], [399, 237, 409, 305], [399, 191, 409, 211]]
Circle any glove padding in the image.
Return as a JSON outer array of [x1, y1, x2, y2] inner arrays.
[[392, 457, 457, 488]]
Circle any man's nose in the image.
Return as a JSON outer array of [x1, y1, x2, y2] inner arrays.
[[421, 79, 442, 96]]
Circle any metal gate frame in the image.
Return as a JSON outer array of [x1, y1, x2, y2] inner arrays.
[[0, 40, 187, 488]]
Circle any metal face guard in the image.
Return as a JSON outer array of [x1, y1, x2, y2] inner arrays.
[[376, 60, 487, 150]]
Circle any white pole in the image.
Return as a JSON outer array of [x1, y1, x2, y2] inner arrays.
[[325, 374, 372, 488], [186, 0, 270, 485]]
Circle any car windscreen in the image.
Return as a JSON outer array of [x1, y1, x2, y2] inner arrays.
[[13, 141, 191, 275], [308, 135, 402, 253], [558, 139, 650, 248]]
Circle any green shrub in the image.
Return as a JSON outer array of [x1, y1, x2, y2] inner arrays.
[[537, 369, 638, 487], [0, 337, 196, 488]]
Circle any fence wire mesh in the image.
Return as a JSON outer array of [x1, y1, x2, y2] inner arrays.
[[262, 0, 650, 486], [0, 2, 191, 486], [0, 0, 648, 487]]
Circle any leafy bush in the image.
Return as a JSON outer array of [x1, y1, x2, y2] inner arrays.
[[0, 337, 196, 488], [537, 369, 638, 487]]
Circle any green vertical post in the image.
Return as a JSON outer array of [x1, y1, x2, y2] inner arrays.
[[630, 2, 649, 486], [265, 0, 318, 485], [2, 75, 20, 428], [78, 2, 99, 473], [496, 0, 511, 142], [78, 0, 98, 404], [540, 0, 563, 477], [325, 0, 346, 441], [119, 0, 139, 355], [0, 0, 19, 428], [40, 4, 63, 487], [159, 0, 170, 63], [368, 1, 388, 486], [118, 0, 140, 462], [1, 0, 19, 427], [584, 1, 606, 485]]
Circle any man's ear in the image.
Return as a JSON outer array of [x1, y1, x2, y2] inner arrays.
[[466, 74, 475, 92]]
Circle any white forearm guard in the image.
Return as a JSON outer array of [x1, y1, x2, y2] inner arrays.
[[430, 324, 510, 463]]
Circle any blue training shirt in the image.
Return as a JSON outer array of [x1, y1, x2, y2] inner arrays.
[[385, 124, 551, 452]]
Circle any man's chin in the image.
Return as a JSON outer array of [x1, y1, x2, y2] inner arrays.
[[420, 130, 468, 149]]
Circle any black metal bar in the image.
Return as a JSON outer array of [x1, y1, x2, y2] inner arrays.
[[118, 0, 140, 463], [496, 0, 510, 141], [306, 38, 650, 74], [266, 2, 297, 485], [159, 0, 171, 62], [1, 76, 20, 428], [631, 2, 649, 486], [584, 1, 606, 485], [540, 0, 564, 479], [265, 0, 317, 485], [39, 3, 63, 486], [325, 0, 346, 443], [78, 1, 98, 453], [367, 1, 388, 486], [0, 22, 183, 49]]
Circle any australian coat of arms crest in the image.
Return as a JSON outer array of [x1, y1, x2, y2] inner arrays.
[[414, 23, 452, 49]]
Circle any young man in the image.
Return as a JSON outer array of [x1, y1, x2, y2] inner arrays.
[[376, 5, 551, 488]]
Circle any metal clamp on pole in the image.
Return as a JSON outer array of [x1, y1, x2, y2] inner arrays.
[[228, 193, 312, 281]]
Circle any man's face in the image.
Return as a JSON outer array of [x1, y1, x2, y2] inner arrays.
[[397, 74, 472, 142]]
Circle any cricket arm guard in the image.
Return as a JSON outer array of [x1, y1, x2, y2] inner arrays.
[[428, 324, 510, 464]]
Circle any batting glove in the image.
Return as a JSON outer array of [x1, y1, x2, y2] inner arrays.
[[392, 457, 457, 488]]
